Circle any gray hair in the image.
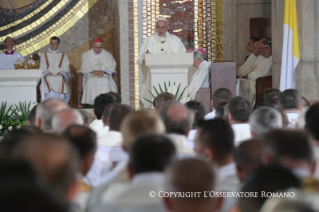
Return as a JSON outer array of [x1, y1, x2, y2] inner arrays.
[[36, 98, 69, 130], [159, 102, 194, 135], [194, 50, 205, 61], [249, 106, 283, 138], [52, 109, 84, 134]]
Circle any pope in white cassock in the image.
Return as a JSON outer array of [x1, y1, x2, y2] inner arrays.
[[0, 37, 25, 70], [39, 36, 70, 103], [79, 38, 117, 106], [137, 17, 186, 108]]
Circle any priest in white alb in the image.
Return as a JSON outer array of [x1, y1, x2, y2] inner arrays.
[[237, 41, 272, 105], [39, 36, 70, 102], [137, 17, 186, 108], [187, 49, 211, 98], [79, 38, 117, 106], [0, 37, 25, 70]]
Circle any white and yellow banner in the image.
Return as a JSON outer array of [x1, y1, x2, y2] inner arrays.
[[279, 0, 300, 91]]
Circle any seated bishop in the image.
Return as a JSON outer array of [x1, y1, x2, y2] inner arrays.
[[0, 37, 25, 70], [187, 49, 211, 98], [79, 38, 117, 106], [39, 36, 70, 103], [137, 17, 186, 108], [237, 41, 272, 105]]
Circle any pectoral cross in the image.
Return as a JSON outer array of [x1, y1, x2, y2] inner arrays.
[[96, 59, 103, 70]]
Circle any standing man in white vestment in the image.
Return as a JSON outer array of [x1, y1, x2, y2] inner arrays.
[[40, 36, 71, 103], [79, 38, 117, 106], [0, 37, 25, 70], [187, 49, 211, 98], [137, 17, 186, 108]]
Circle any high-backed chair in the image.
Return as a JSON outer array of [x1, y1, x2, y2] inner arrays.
[[77, 72, 118, 108]]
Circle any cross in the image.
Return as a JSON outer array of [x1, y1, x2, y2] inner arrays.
[[96, 59, 103, 70]]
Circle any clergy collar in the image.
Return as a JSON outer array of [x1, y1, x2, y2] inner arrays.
[[94, 50, 103, 56], [4, 50, 14, 54], [48, 48, 61, 53]]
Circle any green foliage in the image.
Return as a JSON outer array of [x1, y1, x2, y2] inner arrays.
[[0, 101, 32, 136]]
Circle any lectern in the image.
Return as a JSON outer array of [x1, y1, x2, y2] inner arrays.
[[0, 69, 42, 106], [144, 53, 193, 108]]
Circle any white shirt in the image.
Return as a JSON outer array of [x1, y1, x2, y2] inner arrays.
[[231, 123, 251, 145], [98, 131, 126, 163], [286, 112, 299, 129], [205, 110, 216, 120], [186, 129, 197, 150], [0, 50, 25, 70], [89, 119, 104, 134], [167, 133, 195, 158]]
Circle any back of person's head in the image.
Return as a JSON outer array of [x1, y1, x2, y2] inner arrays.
[[12, 133, 79, 200], [109, 104, 132, 131], [153, 92, 176, 111], [102, 103, 117, 125], [185, 101, 205, 128], [164, 157, 217, 211], [121, 110, 166, 150], [52, 109, 84, 134], [93, 93, 115, 119], [305, 103, 319, 141], [279, 89, 301, 110], [229, 96, 251, 122], [63, 125, 96, 175], [28, 104, 38, 125], [196, 119, 234, 163], [79, 110, 89, 126], [129, 133, 176, 175], [35, 98, 69, 130], [264, 88, 281, 105], [249, 106, 283, 138], [159, 102, 194, 135], [261, 129, 313, 168], [235, 139, 263, 182], [240, 165, 301, 212], [0, 159, 68, 212], [212, 88, 233, 108], [107, 91, 122, 103], [194, 50, 206, 61], [215, 101, 228, 118], [301, 96, 309, 108], [0, 126, 42, 157]]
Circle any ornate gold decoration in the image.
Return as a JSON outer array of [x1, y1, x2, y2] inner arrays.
[[0, 0, 98, 57], [215, 0, 223, 59], [0, 0, 71, 42], [14, 61, 27, 69], [134, 0, 139, 109]]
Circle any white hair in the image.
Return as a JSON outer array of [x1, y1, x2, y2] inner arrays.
[[52, 109, 84, 134], [194, 50, 205, 61], [157, 17, 168, 23], [249, 106, 283, 138]]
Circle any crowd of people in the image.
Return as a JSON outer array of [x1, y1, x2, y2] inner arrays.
[[0, 86, 319, 212]]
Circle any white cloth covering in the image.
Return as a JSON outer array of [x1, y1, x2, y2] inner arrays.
[[204, 109, 216, 120], [137, 32, 186, 108], [97, 131, 126, 163], [231, 123, 251, 146], [0, 51, 25, 70], [187, 60, 211, 98], [186, 129, 197, 150], [79, 49, 117, 105]]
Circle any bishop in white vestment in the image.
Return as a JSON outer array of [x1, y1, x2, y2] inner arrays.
[[0, 37, 25, 70], [39, 36, 70, 102], [137, 18, 186, 108], [187, 49, 211, 98], [79, 38, 117, 105]]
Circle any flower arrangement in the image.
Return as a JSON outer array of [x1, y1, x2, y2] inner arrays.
[[0, 101, 34, 136]]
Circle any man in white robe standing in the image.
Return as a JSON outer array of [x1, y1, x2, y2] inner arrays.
[[40, 36, 70, 103], [0, 37, 25, 70], [137, 17, 186, 108], [187, 49, 211, 98], [79, 38, 117, 106]]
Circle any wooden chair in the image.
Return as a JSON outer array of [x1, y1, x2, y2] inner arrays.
[[255, 75, 272, 105], [77, 72, 118, 108]]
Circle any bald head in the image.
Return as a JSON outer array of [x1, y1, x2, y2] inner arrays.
[[35, 98, 69, 131], [13, 134, 78, 199], [159, 102, 194, 136], [52, 109, 84, 134], [164, 157, 217, 212], [120, 110, 166, 151]]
